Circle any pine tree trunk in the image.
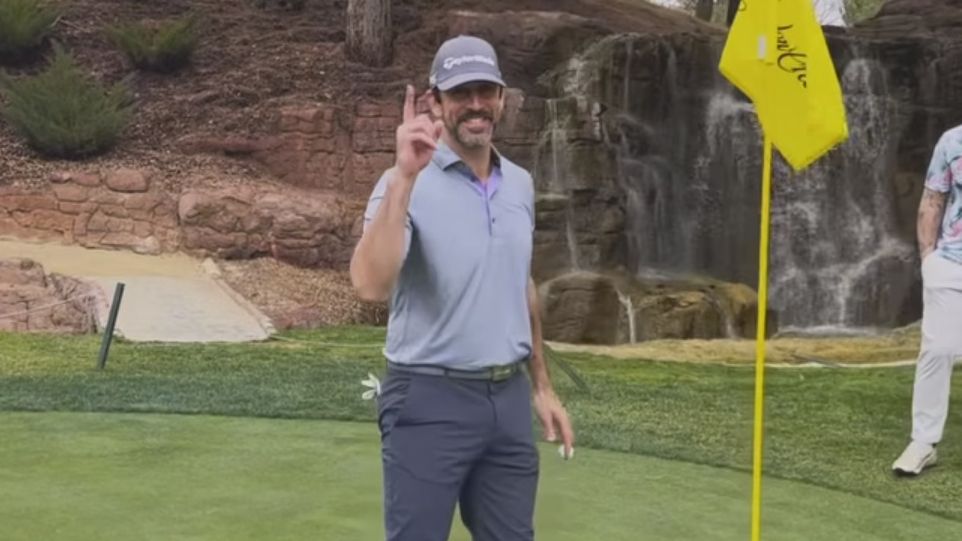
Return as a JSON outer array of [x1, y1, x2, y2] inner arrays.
[[346, 0, 392, 67], [695, 0, 714, 21]]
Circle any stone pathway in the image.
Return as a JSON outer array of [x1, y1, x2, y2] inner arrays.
[[0, 239, 272, 343]]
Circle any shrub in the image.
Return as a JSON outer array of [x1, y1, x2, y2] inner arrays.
[[0, 0, 62, 64], [0, 44, 134, 159], [106, 13, 200, 73]]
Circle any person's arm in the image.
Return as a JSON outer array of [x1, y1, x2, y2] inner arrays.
[[350, 170, 416, 301], [527, 277, 550, 390], [527, 277, 575, 458], [350, 85, 441, 302], [918, 188, 947, 260], [918, 133, 955, 261]]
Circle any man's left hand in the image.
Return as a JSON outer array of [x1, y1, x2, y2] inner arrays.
[[533, 386, 575, 459]]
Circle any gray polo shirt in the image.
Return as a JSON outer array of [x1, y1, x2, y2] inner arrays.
[[363, 141, 535, 369]]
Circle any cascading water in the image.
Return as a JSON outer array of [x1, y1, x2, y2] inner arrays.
[[536, 97, 582, 270], [767, 54, 915, 331], [536, 33, 919, 331], [616, 288, 638, 343]]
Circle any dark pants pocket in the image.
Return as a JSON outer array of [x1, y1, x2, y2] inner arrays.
[[377, 371, 414, 439]]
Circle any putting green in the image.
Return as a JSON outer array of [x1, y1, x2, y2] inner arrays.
[[1, 412, 958, 540]]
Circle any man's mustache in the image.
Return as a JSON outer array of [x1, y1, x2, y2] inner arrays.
[[457, 111, 494, 123]]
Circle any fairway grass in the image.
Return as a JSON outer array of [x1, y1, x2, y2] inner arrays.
[[2, 412, 960, 541]]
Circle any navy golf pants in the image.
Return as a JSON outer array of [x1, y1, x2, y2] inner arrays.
[[376, 367, 540, 541]]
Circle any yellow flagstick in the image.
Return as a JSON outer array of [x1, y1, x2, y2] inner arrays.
[[751, 136, 773, 541], [718, 3, 849, 538]]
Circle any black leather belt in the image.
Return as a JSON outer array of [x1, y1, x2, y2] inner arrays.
[[387, 361, 524, 382]]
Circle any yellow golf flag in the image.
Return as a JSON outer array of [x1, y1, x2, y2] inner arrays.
[[719, 0, 849, 170], [719, 3, 848, 541]]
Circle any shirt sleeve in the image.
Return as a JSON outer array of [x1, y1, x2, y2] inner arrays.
[[526, 172, 536, 233], [925, 132, 955, 194], [363, 169, 413, 259]]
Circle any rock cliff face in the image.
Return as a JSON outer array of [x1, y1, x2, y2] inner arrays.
[[4, 0, 960, 340], [524, 27, 929, 332], [485, 1, 962, 335]]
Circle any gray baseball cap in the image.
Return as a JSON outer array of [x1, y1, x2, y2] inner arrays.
[[429, 35, 506, 91]]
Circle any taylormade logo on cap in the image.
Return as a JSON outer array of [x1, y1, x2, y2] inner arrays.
[[429, 35, 505, 91], [442, 54, 496, 71]]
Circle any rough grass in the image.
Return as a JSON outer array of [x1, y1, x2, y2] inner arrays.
[[548, 323, 922, 365], [0, 326, 959, 525]]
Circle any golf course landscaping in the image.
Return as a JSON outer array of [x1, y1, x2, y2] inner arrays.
[[1, 326, 960, 540]]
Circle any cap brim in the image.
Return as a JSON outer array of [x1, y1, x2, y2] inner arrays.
[[435, 72, 506, 91]]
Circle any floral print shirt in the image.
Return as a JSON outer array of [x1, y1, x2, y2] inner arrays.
[[925, 126, 962, 264]]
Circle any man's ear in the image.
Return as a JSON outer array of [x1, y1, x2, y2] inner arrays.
[[430, 89, 443, 118]]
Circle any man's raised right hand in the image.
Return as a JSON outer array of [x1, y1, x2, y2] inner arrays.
[[394, 85, 443, 181]]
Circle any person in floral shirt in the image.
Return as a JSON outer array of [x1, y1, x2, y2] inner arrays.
[[892, 126, 962, 475]]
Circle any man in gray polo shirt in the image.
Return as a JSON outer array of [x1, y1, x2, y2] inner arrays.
[[350, 35, 575, 540]]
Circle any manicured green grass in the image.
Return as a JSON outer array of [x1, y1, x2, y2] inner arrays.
[[3, 411, 961, 541], [0, 327, 960, 530]]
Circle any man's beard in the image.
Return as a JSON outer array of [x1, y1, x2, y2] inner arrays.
[[447, 110, 496, 149]]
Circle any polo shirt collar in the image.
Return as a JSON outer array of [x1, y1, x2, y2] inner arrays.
[[432, 139, 503, 173]]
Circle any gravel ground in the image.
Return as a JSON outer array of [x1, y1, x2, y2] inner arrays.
[[217, 257, 386, 330]]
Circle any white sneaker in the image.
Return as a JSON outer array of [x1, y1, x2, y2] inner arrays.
[[892, 441, 937, 476]]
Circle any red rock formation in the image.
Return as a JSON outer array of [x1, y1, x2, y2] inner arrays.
[[0, 259, 97, 333]]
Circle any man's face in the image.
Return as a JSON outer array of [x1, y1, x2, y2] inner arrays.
[[432, 81, 504, 149]]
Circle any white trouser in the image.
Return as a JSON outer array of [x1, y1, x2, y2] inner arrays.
[[912, 253, 962, 444]]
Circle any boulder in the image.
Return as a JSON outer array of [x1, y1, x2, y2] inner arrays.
[[0, 259, 97, 333], [539, 270, 777, 345]]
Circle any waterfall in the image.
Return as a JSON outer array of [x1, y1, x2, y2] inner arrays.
[[695, 52, 915, 330], [533, 33, 918, 330], [540, 98, 582, 270], [767, 56, 914, 331], [616, 288, 637, 343]]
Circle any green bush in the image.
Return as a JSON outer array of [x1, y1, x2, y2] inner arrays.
[[0, 44, 134, 159], [107, 14, 200, 73], [0, 0, 62, 63]]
